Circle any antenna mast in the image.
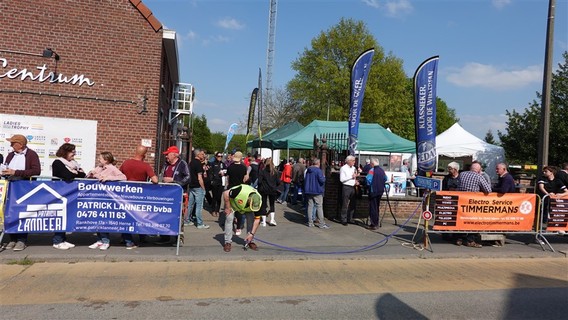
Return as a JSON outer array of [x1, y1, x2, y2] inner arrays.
[[266, 0, 277, 94]]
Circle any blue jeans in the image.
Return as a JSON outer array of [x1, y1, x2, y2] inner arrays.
[[279, 183, 290, 202], [97, 232, 110, 244], [52, 232, 68, 245], [291, 184, 303, 205], [188, 187, 206, 226]]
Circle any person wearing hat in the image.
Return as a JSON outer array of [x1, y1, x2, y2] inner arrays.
[[156, 145, 193, 246], [222, 184, 262, 252], [1, 134, 41, 251]]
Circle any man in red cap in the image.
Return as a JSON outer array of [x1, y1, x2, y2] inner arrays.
[[156, 145, 193, 245], [1, 134, 41, 251]]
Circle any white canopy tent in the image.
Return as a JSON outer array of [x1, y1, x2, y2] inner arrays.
[[435, 123, 505, 182]]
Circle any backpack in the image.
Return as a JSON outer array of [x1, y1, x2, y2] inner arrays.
[[366, 168, 374, 194]]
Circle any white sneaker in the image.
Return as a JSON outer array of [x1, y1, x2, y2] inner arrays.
[[99, 243, 110, 250], [63, 241, 75, 248], [88, 241, 103, 249], [268, 220, 277, 226], [261, 221, 266, 227], [53, 242, 71, 250], [235, 229, 242, 236]]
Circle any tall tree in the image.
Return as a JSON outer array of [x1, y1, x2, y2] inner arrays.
[[262, 87, 303, 132], [498, 51, 568, 165], [210, 132, 227, 154], [484, 130, 496, 145], [190, 114, 212, 152], [286, 18, 458, 141]]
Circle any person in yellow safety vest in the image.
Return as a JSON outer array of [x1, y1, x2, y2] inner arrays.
[[222, 184, 262, 252]]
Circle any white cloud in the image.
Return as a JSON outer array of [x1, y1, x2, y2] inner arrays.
[[217, 18, 245, 30], [201, 35, 230, 46], [385, 0, 413, 16], [362, 0, 413, 16], [362, 0, 380, 9], [176, 30, 197, 49], [445, 63, 542, 90], [184, 30, 197, 41], [458, 113, 508, 141], [492, 0, 512, 9]]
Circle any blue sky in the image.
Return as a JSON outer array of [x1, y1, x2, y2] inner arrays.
[[146, 0, 567, 140]]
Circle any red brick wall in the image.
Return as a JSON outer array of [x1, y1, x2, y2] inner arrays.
[[0, 0, 165, 168], [324, 172, 425, 220]]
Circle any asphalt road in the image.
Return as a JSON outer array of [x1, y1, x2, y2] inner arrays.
[[1, 258, 567, 319]]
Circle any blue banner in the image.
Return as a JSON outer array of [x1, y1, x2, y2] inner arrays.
[[3, 180, 183, 235], [413, 56, 439, 176], [348, 48, 375, 156], [224, 123, 239, 153]]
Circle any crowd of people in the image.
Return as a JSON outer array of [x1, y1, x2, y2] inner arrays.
[[1, 132, 566, 252], [441, 160, 568, 248]]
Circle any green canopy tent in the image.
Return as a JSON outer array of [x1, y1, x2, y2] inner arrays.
[[247, 121, 304, 149], [272, 120, 415, 153]]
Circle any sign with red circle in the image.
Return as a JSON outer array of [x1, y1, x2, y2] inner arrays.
[[422, 210, 433, 220]]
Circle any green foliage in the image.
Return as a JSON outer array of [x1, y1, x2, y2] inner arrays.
[[227, 134, 248, 153], [210, 132, 227, 154], [190, 114, 212, 152], [7, 257, 36, 265], [436, 98, 459, 134], [286, 18, 458, 141], [498, 51, 568, 165], [484, 130, 497, 145]]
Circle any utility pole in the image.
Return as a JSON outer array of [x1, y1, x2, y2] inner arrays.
[[537, 0, 555, 172]]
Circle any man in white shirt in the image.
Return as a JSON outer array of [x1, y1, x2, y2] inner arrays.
[[339, 155, 359, 225]]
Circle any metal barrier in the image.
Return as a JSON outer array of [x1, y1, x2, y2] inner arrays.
[[0, 179, 185, 255], [430, 191, 547, 250], [537, 194, 568, 252]]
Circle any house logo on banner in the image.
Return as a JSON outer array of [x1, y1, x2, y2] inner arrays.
[[15, 183, 68, 232]]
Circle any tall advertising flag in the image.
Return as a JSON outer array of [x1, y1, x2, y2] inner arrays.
[[257, 68, 263, 140], [224, 123, 239, 153], [348, 48, 375, 156], [246, 88, 259, 137], [413, 56, 439, 177]]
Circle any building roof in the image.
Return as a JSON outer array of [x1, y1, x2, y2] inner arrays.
[[130, 0, 163, 32]]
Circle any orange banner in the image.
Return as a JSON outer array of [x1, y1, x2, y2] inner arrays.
[[544, 194, 568, 232], [433, 191, 537, 231]]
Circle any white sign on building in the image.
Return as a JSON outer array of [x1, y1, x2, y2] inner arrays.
[[0, 113, 97, 177]]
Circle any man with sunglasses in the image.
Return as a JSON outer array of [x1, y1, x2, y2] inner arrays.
[[222, 184, 262, 252], [208, 152, 226, 218]]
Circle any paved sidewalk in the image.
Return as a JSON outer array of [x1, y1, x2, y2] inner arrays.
[[1, 202, 567, 263]]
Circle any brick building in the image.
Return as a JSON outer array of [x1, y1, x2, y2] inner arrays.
[[0, 0, 184, 173]]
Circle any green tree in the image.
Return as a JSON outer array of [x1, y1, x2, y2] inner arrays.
[[286, 18, 458, 140], [190, 114, 212, 152], [436, 97, 459, 135], [484, 130, 496, 145], [498, 51, 568, 165], [210, 132, 227, 153]]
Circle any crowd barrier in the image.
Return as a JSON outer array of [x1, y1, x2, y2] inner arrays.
[[0, 179, 184, 251], [537, 194, 568, 252], [431, 191, 554, 250]]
